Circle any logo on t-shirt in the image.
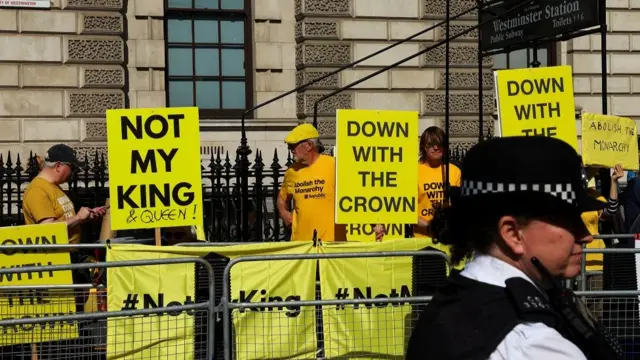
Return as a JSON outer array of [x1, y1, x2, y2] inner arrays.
[[294, 179, 326, 200], [57, 196, 75, 220]]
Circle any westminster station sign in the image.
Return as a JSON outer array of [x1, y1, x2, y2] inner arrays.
[[0, 0, 50, 8], [480, 0, 600, 51]]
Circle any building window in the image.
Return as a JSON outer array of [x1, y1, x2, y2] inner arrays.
[[493, 44, 556, 69], [165, 0, 252, 118]]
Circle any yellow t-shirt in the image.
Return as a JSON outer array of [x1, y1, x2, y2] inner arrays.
[[414, 163, 462, 239], [581, 188, 606, 272], [413, 163, 463, 270], [279, 155, 346, 242], [23, 177, 80, 244]]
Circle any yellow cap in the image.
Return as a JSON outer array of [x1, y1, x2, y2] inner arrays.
[[284, 124, 319, 144]]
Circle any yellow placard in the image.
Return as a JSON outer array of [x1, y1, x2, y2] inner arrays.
[[318, 238, 440, 358], [107, 242, 318, 360], [581, 113, 639, 170], [0, 223, 78, 346], [335, 109, 419, 225], [106, 107, 204, 230], [107, 250, 196, 360], [496, 65, 578, 150], [346, 223, 405, 242]]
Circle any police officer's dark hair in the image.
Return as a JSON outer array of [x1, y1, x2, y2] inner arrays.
[[430, 205, 533, 264]]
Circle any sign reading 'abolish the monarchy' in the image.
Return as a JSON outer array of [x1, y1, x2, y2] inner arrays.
[[480, 0, 600, 51], [106, 107, 204, 230], [581, 113, 639, 171], [335, 110, 418, 225], [495, 65, 578, 150]]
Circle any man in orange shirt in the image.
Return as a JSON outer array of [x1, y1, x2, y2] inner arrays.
[[277, 124, 384, 242]]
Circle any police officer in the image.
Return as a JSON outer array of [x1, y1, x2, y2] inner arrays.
[[406, 136, 620, 359]]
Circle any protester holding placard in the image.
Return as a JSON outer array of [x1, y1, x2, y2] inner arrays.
[[20, 144, 107, 358], [23, 144, 106, 242], [277, 124, 384, 242], [413, 126, 461, 238], [581, 164, 623, 273]]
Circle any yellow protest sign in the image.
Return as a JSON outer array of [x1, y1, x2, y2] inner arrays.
[[495, 65, 578, 150], [106, 107, 204, 230], [0, 223, 78, 346], [346, 223, 405, 242], [106, 250, 196, 360], [335, 109, 419, 225], [107, 242, 318, 360], [581, 113, 639, 170], [318, 238, 439, 358]]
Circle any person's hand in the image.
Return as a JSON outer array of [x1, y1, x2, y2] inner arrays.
[[612, 164, 624, 182], [90, 206, 107, 219], [76, 207, 92, 221], [281, 211, 293, 227], [375, 224, 385, 242]]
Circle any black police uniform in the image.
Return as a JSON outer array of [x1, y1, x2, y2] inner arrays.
[[405, 272, 574, 360], [405, 136, 624, 360]]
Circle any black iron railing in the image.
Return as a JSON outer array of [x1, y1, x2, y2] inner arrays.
[[0, 143, 471, 242]]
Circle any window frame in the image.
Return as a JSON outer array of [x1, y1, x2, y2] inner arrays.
[[164, 0, 253, 119], [492, 42, 558, 70]]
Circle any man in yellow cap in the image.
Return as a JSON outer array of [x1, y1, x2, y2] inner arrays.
[[277, 124, 384, 242]]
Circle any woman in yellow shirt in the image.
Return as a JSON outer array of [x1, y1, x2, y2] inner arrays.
[[413, 126, 461, 239], [581, 164, 623, 273], [411, 126, 464, 281]]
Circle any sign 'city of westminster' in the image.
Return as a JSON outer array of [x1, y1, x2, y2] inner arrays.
[[480, 0, 600, 51]]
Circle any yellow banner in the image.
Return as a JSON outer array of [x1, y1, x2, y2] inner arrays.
[[106, 107, 204, 230], [335, 109, 419, 224], [346, 223, 405, 242], [0, 223, 77, 346], [581, 112, 639, 170], [106, 249, 196, 360], [318, 238, 441, 358], [496, 65, 578, 150], [106, 242, 317, 360]]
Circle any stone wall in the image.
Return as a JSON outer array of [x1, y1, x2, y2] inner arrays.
[[567, 1, 640, 151], [294, 0, 492, 150], [0, 0, 129, 161]]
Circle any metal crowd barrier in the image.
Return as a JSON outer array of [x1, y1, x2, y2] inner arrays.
[[219, 250, 450, 360], [0, 253, 216, 359], [5, 238, 640, 359]]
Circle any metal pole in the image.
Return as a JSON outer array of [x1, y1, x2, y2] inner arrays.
[[477, 0, 484, 142], [530, 42, 540, 68], [600, 0, 608, 114], [311, 0, 535, 123], [444, 0, 451, 201]]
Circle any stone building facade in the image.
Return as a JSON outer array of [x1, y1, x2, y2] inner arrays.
[[0, 0, 638, 160]]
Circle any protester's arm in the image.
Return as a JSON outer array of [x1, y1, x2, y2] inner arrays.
[[277, 173, 293, 227], [25, 187, 89, 228], [39, 207, 92, 228], [602, 164, 623, 218], [373, 224, 384, 241], [416, 218, 429, 230]]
